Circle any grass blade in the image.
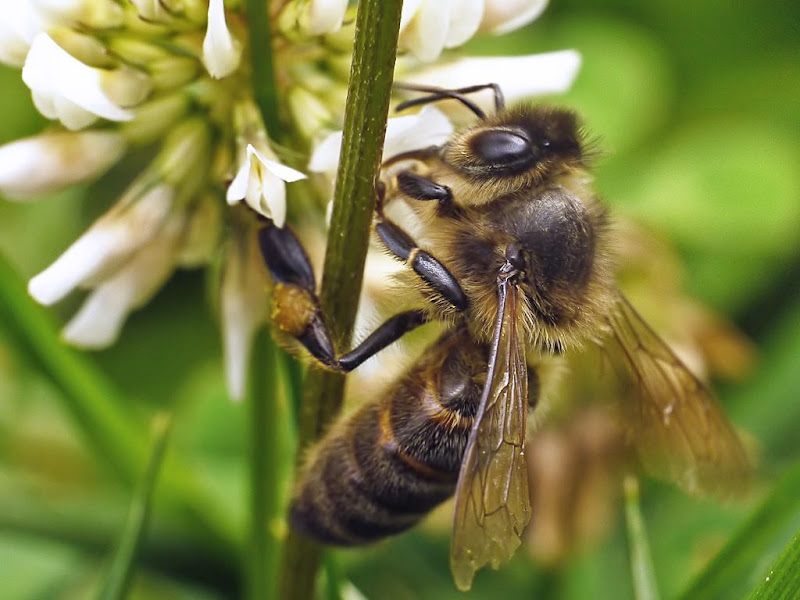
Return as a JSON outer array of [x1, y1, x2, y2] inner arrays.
[[624, 475, 661, 600], [747, 530, 800, 600], [0, 251, 143, 480], [246, 328, 295, 600], [97, 413, 172, 600], [0, 251, 238, 556], [680, 460, 800, 599]]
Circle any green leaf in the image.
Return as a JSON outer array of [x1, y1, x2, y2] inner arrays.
[[97, 413, 172, 600], [747, 530, 800, 600], [679, 460, 800, 600]]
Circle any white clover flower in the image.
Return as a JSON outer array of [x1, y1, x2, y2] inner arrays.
[[62, 214, 185, 348], [28, 185, 174, 306], [202, 0, 242, 79], [0, 0, 110, 67], [227, 144, 307, 228], [0, 130, 125, 197], [304, 0, 350, 35], [399, 0, 484, 62], [398, 0, 550, 62], [3, 0, 581, 401], [403, 50, 582, 112], [0, 3, 45, 67], [480, 0, 549, 35], [309, 105, 455, 177], [22, 33, 135, 130], [220, 234, 270, 401]]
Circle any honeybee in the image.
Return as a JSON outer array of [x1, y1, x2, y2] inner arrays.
[[258, 83, 750, 590]]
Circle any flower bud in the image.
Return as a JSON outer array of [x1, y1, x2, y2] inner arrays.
[[302, 0, 349, 35], [119, 92, 191, 145], [202, 0, 242, 79]]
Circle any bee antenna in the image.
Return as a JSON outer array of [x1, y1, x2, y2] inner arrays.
[[394, 82, 506, 120], [395, 90, 487, 120]]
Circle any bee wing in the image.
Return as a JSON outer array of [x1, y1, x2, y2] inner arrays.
[[605, 293, 751, 497], [450, 277, 531, 591]]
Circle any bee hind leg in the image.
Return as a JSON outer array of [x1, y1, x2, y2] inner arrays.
[[257, 217, 338, 368], [338, 309, 430, 371], [258, 216, 433, 371]]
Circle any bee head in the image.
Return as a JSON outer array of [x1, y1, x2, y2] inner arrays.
[[443, 106, 584, 185]]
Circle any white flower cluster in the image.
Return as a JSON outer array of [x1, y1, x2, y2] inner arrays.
[[398, 0, 548, 61], [0, 0, 579, 400]]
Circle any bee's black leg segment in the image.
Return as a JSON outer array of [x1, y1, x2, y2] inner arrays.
[[298, 311, 337, 369], [375, 220, 468, 311], [396, 171, 452, 208], [257, 218, 316, 292], [449, 83, 505, 112], [339, 309, 430, 372], [412, 251, 469, 311], [375, 220, 415, 261], [255, 217, 339, 368]]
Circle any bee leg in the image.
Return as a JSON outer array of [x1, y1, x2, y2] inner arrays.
[[257, 218, 337, 369], [258, 217, 431, 371], [375, 219, 469, 312], [395, 171, 453, 213], [338, 309, 430, 372]]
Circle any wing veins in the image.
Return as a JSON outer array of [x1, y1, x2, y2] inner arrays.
[[450, 275, 531, 591], [606, 293, 750, 497]]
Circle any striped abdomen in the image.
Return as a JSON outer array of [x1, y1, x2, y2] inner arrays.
[[289, 328, 487, 545]]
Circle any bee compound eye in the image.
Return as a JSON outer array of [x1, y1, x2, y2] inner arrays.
[[470, 129, 538, 174]]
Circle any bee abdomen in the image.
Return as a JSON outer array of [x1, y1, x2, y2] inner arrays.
[[290, 328, 486, 545], [290, 396, 468, 545]]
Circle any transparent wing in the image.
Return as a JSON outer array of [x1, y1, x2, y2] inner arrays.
[[450, 278, 530, 591], [605, 293, 751, 497]]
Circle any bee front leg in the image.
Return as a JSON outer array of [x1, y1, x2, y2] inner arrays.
[[395, 171, 454, 215], [375, 218, 468, 312]]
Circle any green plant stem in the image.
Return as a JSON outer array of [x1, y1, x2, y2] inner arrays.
[[276, 0, 404, 598], [97, 413, 172, 600], [680, 460, 800, 599], [246, 328, 283, 600], [245, 0, 282, 139], [624, 476, 661, 600]]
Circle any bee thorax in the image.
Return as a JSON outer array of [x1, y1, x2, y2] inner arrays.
[[505, 186, 596, 290]]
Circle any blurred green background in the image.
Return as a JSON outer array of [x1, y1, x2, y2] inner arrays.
[[1, 0, 799, 598]]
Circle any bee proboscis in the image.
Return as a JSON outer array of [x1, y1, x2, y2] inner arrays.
[[256, 83, 751, 590]]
